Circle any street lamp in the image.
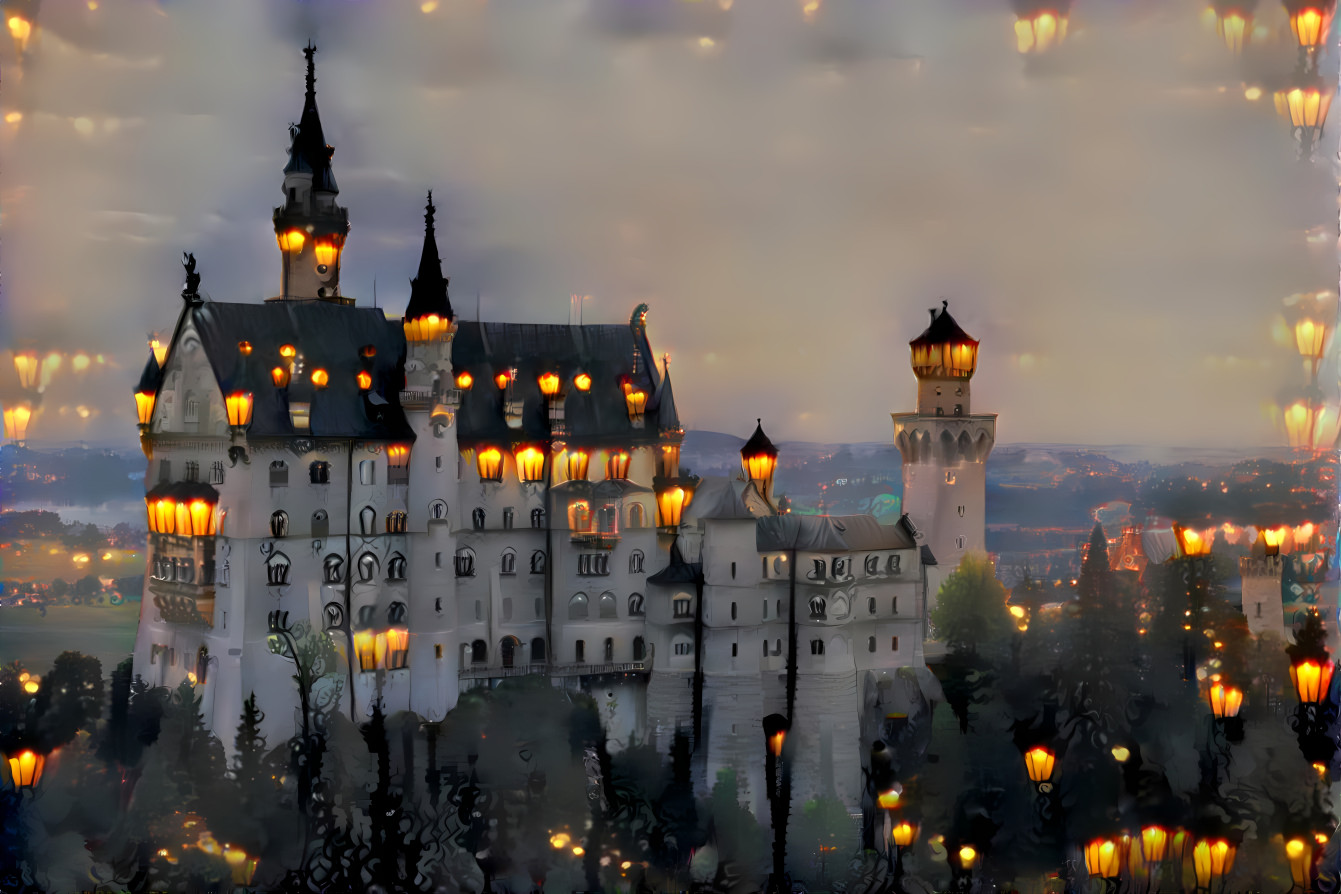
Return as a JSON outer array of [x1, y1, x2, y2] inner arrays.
[[1191, 838, 1236, 891], [2, 400, 32, 444], [1085, 837, 1122, 885], [5, 749, 44, 788], [1286, 836, 1315, 891], [1274, 75, 1335, 161], [1287, 610, 1338, 770], [1209, 0, 1256, 54], [1012, 0, 1072, 54], [1024, 746, 1057, 790], [1283, 0, 1336, 70]]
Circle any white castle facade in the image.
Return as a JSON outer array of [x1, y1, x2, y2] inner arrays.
[[131, 48, 993, 814]]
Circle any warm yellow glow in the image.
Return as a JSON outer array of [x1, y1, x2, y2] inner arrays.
[[385, 628, 409, 669], [404, 314, 454, 342], [958, 845, 977, 869], [1141, 826, 1169, 864], [1193, 839, 1235, 886], [495, 371, 511, 390], [606, 450, 631, 480], [135, 391, 156, 426], [1290, 5, 1333, 48], [386, 444, 410, 467], [550, 833, 571, 849], [4, 112, 21, 124], [877, 789, 900, 809], [626, 389, 648, 420], [566, 449, 590, 482], [71, 353, 90, 373], [1244, 86, 1263, 101], [658, 443, 681, 477], [1111, 745, 1130, 762], [7, 749, 43, 788], [1287, 838, 1313, 888], [22, 680, 39, 695], [223, 846, 258, 886], [1015, 10, 1067, 54], [515, 445, 546, 482], [225, 391, 253, 429], [1208, 683, 1243, 718], [313, 238, 341, 267], [1024, 746, 1055, 783], [236, 341, 252, 356], [1277, 85, 1333, 131], [189, 499, 216, 536], [278, 229, 306, 254], [357, 370, 373, 390], [538, 372, 561, 396], [1296, 522, 1316, 545], [1085, 839, 1121, 878], [768, 730, 786, 757], [574, 372, 592, 391], [477, 446, 504, 481], [744, 452, 777, 490], [149, 338, 168, 368], [892, 822, 917, 848], [1264, 526, 1287, 549], [354, 631, 377, 672], [186, 671, 198, 685], [568, 500, 592, 531], [456, 371, 473, 389], [572, 846, 585, 856], [1296, 317, 1330, 360], [657, 486, 688, 528], [1216, 11, 1250, 54], [1176, 526, 1212, 557], [1291, 659, 1335, 704], [8, 16, 32, 52], [1009, 605, 1027, 619], [422, 0, 439, 11], [271, 366, 290, 388], [3, 403, 32, 441], [13, 351, 38, 390], [311, 368, 329, 389]]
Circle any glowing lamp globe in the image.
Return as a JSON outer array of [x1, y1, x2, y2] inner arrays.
[[135, 390, 156, 427], [226, 391, 253, 429], [1193, 839, 1236, 887], [657, 486, 689, 528], [354, 630, 377, 672], [6, 749, 44, 788], [356, 370, 373, 391], [1015, 7, 1070, 53], [958, 845, 977, 870], [277, 229, 306, 254], [476, 446, 504, 482], [13, 349, 38, 390], [1285, 0, 1336, 49], [566, 449, 590, 482], [538, 372, 561, 397], [1296, 317, 1331, 362], [1023, 746, 1056, 784], [606, 450, 631, 480], [1274, 81, 1334, 134], [1286, 838, 1313, 888], [1210, 2, 1254, 54], [877, 789, 900, 809], [1290, 658, 1335, 704], [313, 237, 341, 267], [456, 371, 473, 390], [514, 445, 546, 483], [574, 372, 592, 391], [658, 443, 681, 478], [1208, 683, 1243, 718], [909, 301, 979, 378], [1085, 839, 1121, 878], [2, 402, 33, 442], [1141, 826, 1169, 864], [892, 822, 918, 848], [741, 419, 779, 493]]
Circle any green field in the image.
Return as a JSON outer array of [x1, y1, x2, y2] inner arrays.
[[0, 602, 141, 674]]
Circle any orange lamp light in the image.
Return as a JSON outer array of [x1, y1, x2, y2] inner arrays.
[[456, 371, 473, 389], [135, 391, 156, 427], [1085, 838, 1121, 878], [1141, 826, 1169, 864], [311, 368, 329, 389], [495, 371, 511, 390], [538, 372, 561, 397], [278, 230, 306, 253], [6, 749, 44, 788], [1193, 839, 1235, 887], [477, 446, 504, 481], [606, 450, 631, 480], [1288, 3, 1335, 49], [877, 789, 900, 810], [357, 370, 373, 390], [1291, 659, 1335, 704], [657, 486, 689, 528], [1024, 746, 1056, 784], [271, 366, 291, 388], [515, 444, 546, 482], [225, 391, 253, 429], [892, 822, 917, 848], [313, 238, 341, 267], [13, 350, 39, 390], [566, 449, 590, 481], [354, 631, 377, 672], [1208, 683, 1243, 718], [574, 372, 592, 391]]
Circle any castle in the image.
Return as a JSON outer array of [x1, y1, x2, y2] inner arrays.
[[130, 47, 993, 813]]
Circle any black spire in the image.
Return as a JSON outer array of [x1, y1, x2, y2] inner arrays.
[[405, 191, 454, 322], [741, 418, 778, 459], [653, 354, 681, 434], [284, 42, 338, 194]]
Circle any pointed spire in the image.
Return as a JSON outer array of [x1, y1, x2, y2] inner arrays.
[[284, 42, 338, 194], [135, 351, 163, 395], [653, 353, 681, 433], [405, 190, 454, 322], [741, 418, 778, 459]]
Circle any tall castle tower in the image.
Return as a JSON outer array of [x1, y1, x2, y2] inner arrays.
[[891, 301, 996, 608]]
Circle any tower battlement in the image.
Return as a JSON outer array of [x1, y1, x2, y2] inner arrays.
[[1240, 555, 1284, 578]]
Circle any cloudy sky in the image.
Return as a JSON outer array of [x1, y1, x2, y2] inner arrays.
[[0, 0, 1335, 449]]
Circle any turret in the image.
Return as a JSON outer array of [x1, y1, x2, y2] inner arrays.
[[910, 300, 979, 418], [272, 43, 350, 303], [741, 419, 778, 506]]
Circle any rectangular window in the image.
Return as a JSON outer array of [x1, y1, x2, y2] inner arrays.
[[474, 601, 482, 622], [435, 552, 442, 569], [891, 636, 900, 651], [503, 508, 514, 530], [1255, 603, 1262, 618], [762, 600, 769, 620], [730, 561, 736, 579], [868, 597, 877, 615], [762, 557, 768, 577], [435, 456, 443, 470], [891, 597, 898, 614], [184, 460, 199, 481], [210, 461, 225, 484], [731, 643, 738, 657], [359, 460, 374, 486], [502, 598, 513, 622], [730, 602, 737, 621], [435, 644, 443, 659], [535, 597, 544, 619], [575, 640, 585, 663], [158, 459, 170, 483]]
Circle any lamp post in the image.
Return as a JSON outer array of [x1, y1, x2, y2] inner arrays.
[[267, 611, 317, 821], [1287, 610, 1339, 773], [1274, 74, 1335, 162], [1209, 0, 1257, 55], [1283, 0, 1336, 73], [1011, 0, 1073, 55], [890, 819, 917, 891], [1084, 837, 1122, 894], [763, 712, 791, 894]]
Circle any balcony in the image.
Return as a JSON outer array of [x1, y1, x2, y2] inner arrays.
[[457, 660, 649, 680], [150, 586, 215, 628], [572, 532, 620, 550], [399, 388, 434, 409]]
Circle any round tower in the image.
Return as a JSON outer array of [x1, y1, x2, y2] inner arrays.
[[891, 301, 996, 607]]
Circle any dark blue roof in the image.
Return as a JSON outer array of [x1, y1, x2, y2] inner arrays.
[[190, 300, 414, 440]]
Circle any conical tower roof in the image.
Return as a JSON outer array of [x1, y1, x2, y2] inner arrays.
[[909, 299, 977, 348], [405, 191, 453, 322], [283, 43, 339, 194], [741, 418, 777, 458]]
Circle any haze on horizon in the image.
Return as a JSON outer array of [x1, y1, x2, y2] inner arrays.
[[0, 0, 1334, 451]]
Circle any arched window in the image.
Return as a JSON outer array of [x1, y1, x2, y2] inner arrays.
[[387, 553, 407, 580], [386, 510, 407, 534], [831, 557, 847, 579], [868, 636, 877, 653], [809, 559, 826, 581], [500, 636, 520, 668], [628, 593, 645, 616], [270, 510, 289, 538], [633, 637, 646, 661], [455, 547, 476, 577], [673, 596, 693, 618], [309, 461, 330, 484], [312, 510, 329, 538], [810, 639, 825, 656], [269, 460, 288, 487], [501, 549, 517, 575], [831, 595, 849, 619], [322, 554, 343, 584], [472, 507, 486, 530], [629, 550, 645, 574], [429, 499, 448, 520], [503, 507, 515, 530], [530, 637, 546, 661], [266, 552, 291, 586], [359, 506, 376, 536], [598, 592, 617, 619], [568, 501, 591, 531], [604, 637, 614, 662], [530, 550, 546, 574], [627, 503, 646, 528], [597, 505, 618, 534], [388, 601, 408, 625], [531, 507, 545, 528], [357, 552, 379, 582], [809, 596, 827, 620], [471, 640, 487, 664], [864, 554, 879, 576], [196, 646, 209, 685], [887, 555, 901, 574], [568, 593, 589, 620]]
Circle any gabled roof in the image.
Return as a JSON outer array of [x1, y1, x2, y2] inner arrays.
[[647, 539, 703, 586], [755, 514, 918, 552], [404, 192, 453, 323], [910, 300, 977, 347], [283, 44, 339, 195], [187, 300, 413, 440], [685, 476, 752, 522], [451, 316, 662, 446]]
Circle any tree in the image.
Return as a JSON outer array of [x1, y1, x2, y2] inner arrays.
[[930, 554, 1014, 656]]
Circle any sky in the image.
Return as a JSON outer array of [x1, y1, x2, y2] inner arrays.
[[0, 0, 1336, 450]]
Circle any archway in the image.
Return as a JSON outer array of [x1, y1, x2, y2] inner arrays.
[[500, 635, 521, 669]]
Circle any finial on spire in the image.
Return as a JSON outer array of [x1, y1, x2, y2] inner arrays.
[[181, 252, 202, 305], [663, 352, 670, 371], [304, 41, 317, 99], [942, 298, 949, 312], [425, 190, 436, 229]]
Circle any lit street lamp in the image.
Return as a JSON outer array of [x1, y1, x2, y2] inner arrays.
[[1209, 0, 1257, 55], [1011, 0, 1072, 54], [763, 712, 791, 894], [1286, 610, 1339, 772], [1283, 0, 1336, 71], [1274, 74, 1335, 161]]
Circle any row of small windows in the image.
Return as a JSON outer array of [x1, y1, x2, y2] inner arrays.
[[264, 459, 405, 487], [464, 636, 649, 666], [567, 592, 647, 620], [756, 554, 904, 581], [267, 507, 410, 539], [266, 551, 408, 586], [157, 459, 225, 485], [150, 556, 216, 585]]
